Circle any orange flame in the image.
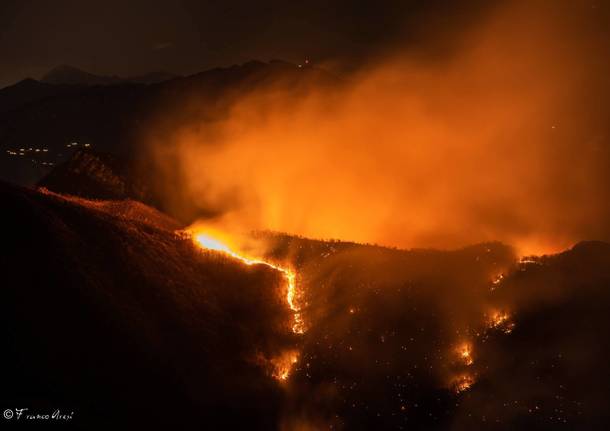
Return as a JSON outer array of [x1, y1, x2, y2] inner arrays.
[[456, 342, 474, 366], [487, 309, 515, 334], [185, 228, 304, 381], [273, 350, 300, 381], [193, 233, 305, 334], [452, 374, 475, 393], [191, 231, 305, 334]]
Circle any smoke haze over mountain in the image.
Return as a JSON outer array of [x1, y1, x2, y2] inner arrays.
[[146, 1, 610, 255], [0, 0, 493, 89]]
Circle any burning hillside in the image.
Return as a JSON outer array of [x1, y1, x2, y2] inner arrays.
[[0, 182, 295, 429], [2, 183, 610, 429], [188, 229, 305, 336], [186, 228, 305, 381]]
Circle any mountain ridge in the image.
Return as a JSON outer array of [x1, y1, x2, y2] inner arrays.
[[41, 64, 179, 87]]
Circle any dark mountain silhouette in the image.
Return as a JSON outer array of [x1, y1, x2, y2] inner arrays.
[[127, 71, 180, 84], [0, 78, 79, 115], [41, 65, 179, 87], [0, 60, 334, 157], [38, 148, 156, 204], [0, 60, 338, 217], [42, 65, 124, 86], [0, 66, 178, 117]]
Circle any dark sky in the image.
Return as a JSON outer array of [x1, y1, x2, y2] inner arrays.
[[0, 0, 494, 88]]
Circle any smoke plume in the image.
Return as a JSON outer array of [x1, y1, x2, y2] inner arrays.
[[148, 0, 610, 255]]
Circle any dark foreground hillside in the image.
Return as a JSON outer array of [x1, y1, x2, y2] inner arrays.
[[0, 182, 296, 429]]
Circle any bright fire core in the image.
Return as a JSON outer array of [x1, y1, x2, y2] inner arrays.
[[191, 231, 305, 334], [188, 229, 305, 380]]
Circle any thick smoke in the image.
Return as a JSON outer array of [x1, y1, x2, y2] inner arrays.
[[150, 0, 610, 255]]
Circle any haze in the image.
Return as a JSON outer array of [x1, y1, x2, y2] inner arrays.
[[148, 1, 610, 255]]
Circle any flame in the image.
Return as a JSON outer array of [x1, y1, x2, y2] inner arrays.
[[186, 228, 305, 381], [191, 231, 305, 334], [487, 309, 515, 334], [273, 350, 300, 381], [453, 374, 475, 393], [457, 342, 474, 366], [448, 343, 475, 394], [491, 273, 504, 285], [520, 256, 542, 265], [193, 234, 234, 254]]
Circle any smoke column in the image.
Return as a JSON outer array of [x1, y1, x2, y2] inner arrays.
[[150, 0, 610, 255]]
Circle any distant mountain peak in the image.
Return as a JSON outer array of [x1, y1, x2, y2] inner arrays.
[[41, 65, 122, 86], [127, 71, 180, 84], [41, 65, 179, 86]]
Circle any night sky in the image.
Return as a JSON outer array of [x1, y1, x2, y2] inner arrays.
[[0, 0, 494, 88]]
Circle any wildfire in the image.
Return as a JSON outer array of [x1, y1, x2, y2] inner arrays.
[[273, 350, 300, 381], [186, 228, 305, 381], [453, 374, 475, 393], [487, 309, 515, 334], [191, 231, 305, 334], [457, 342, 474, 366], [491, 273, 504, 285]]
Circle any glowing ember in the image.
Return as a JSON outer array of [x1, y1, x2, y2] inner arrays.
[[492, 273, 504, 285], [273, 350, 299, 381], [520, 257, 541, 265], [488, 309, 515, 334], [490, 273, 506, 291], [453, 374, 475, 393], [489, 310, 508, 326], [457, 342, 474, 366]]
